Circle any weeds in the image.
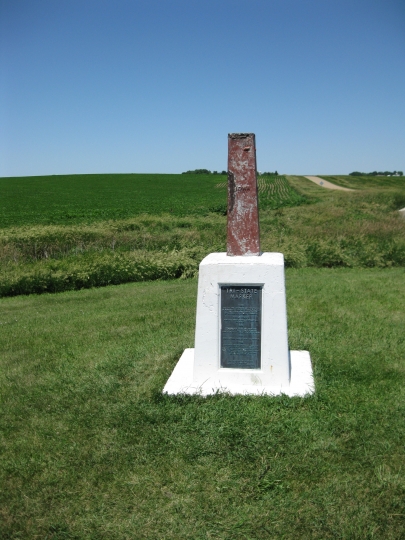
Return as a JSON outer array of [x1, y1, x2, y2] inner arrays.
[[1, 174, 405, 297], [0, 249, 201, 297]]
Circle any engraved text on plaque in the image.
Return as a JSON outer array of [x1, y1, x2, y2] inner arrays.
[[221, 286, 262, 369]]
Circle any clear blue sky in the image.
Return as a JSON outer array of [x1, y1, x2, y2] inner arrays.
[[1, 0, 404, 177]]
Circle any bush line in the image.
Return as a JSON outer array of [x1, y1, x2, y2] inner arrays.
[[1, 237, 405, 298], [0, 251, 198, 298]]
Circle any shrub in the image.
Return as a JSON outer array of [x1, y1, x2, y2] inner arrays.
[[0, 250, 200, 298]]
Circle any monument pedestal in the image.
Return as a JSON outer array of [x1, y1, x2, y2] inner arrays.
[[163, 252, 314, 397]]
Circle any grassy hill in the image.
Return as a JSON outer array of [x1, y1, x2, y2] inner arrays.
[[318, 174, 405, 191]]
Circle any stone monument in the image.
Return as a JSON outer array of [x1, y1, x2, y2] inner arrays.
[[163, 133, 314, 396]]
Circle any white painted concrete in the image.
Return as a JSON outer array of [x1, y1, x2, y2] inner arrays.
[[193, 252, 289, 387], [163, 252, 314, 397], [163, 349, 314, 397]]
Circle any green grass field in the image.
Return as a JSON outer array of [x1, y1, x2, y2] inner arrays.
[[1, 172, 405, 537], [1, 268, 404, 538]]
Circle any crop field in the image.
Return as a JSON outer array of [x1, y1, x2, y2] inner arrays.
[[0, 173, 307, 230], [1, 173, 405, 297], [257, 175, 308, 208], [0, 173, 228, 228], [215, 174, 308, 210]]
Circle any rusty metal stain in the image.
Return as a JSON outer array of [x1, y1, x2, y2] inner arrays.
[[228, 171, 235, 214], [227, 133, 260, 256]]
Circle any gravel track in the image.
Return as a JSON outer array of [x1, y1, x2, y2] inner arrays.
[[303, 176, 405, 217], [304, 176, 355, 191]]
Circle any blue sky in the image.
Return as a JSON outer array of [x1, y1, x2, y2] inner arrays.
[[1, 0, 404, 176]]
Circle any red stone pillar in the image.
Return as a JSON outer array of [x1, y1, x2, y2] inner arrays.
[[227, 133, 260, 256]]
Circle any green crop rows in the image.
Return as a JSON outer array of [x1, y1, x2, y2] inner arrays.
[[215, 174, 308, 210], [0, 173, 307, 230], [0, 173, 228, 228], [257, 175, 308, 208]]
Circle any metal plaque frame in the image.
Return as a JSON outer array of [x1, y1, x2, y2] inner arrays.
[[220, 285, 262, 369]]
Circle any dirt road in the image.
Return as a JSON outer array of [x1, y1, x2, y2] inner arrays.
[[304, 176, 355, 191], [303, 176, 405, 217]]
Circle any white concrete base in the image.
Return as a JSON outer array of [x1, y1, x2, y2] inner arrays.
[[163, 348, 314, 397], [163, 252, 314, 398], [193, 253, 291, 387]]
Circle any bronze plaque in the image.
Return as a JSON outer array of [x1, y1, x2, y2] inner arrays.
[[221, 286, 262, 369]]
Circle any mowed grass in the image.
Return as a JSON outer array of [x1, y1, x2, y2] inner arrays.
[[1, 268, 404, 538]]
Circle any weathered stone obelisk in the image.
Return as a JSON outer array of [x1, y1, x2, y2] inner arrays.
[[163, 133, 314, 396]]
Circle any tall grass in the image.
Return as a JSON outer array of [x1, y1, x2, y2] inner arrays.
[[1, 175, 405, 297], [260, 186, 405, 268], [0, 249, 200, 297]]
